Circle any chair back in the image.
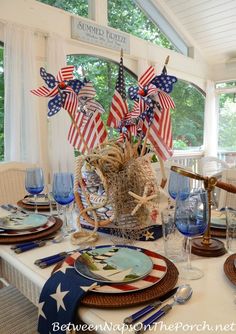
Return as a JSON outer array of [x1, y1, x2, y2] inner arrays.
[[199, 156, 229, 177], [0, 161, 36, 205]]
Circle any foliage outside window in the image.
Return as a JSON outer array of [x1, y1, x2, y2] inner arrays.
[[216, 81, 236, 89], [171, 80, 205, 150], [37, 0, 88, 17], [108, 0, 177, 52], [0, 44, 4, 161], [218, 91, 236, 151]]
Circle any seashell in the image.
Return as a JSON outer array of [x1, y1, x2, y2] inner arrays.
[[105, 210, 113, 217], [97, 207, 108, 213], [87, 186, 98, 193]]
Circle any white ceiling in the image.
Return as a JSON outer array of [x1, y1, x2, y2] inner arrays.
[[162, 0, 236, 65]]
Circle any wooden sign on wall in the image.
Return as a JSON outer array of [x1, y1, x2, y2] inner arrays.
[[71, 17, 130, 53]]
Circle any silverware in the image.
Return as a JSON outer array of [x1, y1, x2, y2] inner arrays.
[[135, 284, 193, 334], [124, 287, 178, 325], [34, 248, 79, 268]]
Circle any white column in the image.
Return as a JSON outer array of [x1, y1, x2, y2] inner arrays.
[[203, 80, 218, 157], [88, 0, 108, 26]]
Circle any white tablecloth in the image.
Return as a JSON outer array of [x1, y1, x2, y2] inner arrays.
[[0, 232, 236, 334]]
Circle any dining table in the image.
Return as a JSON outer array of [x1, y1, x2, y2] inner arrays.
[[0, 218, 236, 334]]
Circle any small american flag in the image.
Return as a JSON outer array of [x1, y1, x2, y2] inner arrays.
[[138, 65, 155, 87], [68, 109, 107, 154], [142, 106, 173, 161], [107, 54, 129, 128], [68, 80, 107, 153]]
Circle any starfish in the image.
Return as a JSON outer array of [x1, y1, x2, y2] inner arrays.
[[128, 185, 158, 216], [143, 230, 155, 240]]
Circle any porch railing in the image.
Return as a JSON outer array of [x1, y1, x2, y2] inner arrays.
[[172, 150, 204, 173]]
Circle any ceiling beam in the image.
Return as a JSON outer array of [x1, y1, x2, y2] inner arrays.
[[134, 0, 189, 56]]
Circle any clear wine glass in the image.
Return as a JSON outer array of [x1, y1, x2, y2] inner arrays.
[[175, 189, 208, 280], [52, 172, 75, 234], [25, 168, 44, 213], [168, 170, 191, 201]]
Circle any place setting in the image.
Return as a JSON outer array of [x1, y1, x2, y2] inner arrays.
[[0, 167, 66, 244], [38, 243, 179, 333], [0, 207, 62, 244]]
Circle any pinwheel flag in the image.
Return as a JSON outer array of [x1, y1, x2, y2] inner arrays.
[[31, 66, 83, 116]]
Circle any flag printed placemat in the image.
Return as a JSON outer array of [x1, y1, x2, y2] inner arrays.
[[39, 245, 178, 333]]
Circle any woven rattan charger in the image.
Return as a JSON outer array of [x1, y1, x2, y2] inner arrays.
[[53, 252, 178, 308], [224, 253, 236, 285], [0, 217, 63, 244], [17, 199, 56, 212], [210, 227, 226, 238]]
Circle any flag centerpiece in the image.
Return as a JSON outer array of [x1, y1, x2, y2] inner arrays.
[[31, 54, 177, 243]]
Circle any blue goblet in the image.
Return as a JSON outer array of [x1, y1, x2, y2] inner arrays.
[[168, 170, 190, 201], [25, 168, 44, 213], [175, 189, 208, 280], [52, 172, 75, 234]]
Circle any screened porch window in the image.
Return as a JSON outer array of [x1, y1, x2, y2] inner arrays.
[[217, 85, 236, 166], [171, 80, 205, 150], [0, 43, 4, 161], [37, 0, 89, 17], [108, 0, 178, 52]]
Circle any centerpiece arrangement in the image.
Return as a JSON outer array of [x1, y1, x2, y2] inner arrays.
[[31, 52, 177, 243]]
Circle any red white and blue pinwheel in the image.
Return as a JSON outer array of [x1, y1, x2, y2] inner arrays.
[[128, 65, 177, 119], [151, 65, 177, 93], [31, 66, 84, 116]]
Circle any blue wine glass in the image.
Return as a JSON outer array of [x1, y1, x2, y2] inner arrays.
[[168, 170, 190, 201], [175, 189, 208, 280], [52, 172, 75, 234], [25, 168, 44, 213]]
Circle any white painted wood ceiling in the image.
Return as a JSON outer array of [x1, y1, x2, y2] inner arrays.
[[164, 0, 236, 64]]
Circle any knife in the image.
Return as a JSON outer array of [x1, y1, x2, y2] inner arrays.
[[123, 286, 178, 325]]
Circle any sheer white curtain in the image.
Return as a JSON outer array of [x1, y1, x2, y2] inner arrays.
[[4, 23, 40, 163], [203, 80, 218, 157], [46, 34, 74, 176]]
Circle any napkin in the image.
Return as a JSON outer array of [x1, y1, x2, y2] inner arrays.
[[38, 253, 103, 334]]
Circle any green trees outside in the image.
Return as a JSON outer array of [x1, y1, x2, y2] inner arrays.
[[218, 92, 236, 151], [171, 80, 205, 149], [108, 0, 177, 51], [38, 0, 88, 17], [0, 45, 4, 160]]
